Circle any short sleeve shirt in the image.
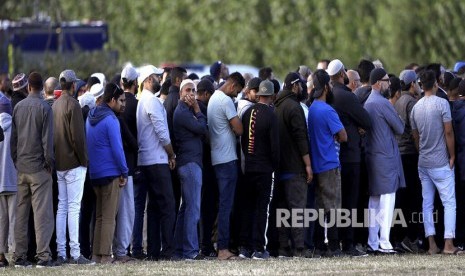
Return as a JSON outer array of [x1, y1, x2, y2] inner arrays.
[[411, 95, 451, 168], [207, 90, 238, 166], [307, 100, 344, 173]]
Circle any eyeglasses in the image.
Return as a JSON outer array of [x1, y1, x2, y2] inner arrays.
[[378, 78, 390, 84]]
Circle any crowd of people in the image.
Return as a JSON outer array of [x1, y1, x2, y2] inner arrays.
[[0, 58, 465, 268]]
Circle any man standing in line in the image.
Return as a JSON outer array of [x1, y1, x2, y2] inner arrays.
[[137, 65, 176, 260], [308, 69, 347, 257], [364, 68, 405, 254], [11, 72, 56, 267], [327, 59, 371, 257], [207, 72, 245, 260], [411, 70, 462, 255], [273, 72, 313, 257], [53, 70, 93, 265], [239, 80, 279, 259]]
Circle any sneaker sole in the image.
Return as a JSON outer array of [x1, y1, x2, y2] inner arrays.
[[15, 265, 33, 268], [401, 242, 414, 253]]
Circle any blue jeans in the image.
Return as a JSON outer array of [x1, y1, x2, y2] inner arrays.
[[214, 160, 238, 250], [418, 165, 456, 239], [174, 162, 202, 258]]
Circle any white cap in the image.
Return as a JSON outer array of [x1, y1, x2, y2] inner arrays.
[[138, 65, 164, 84], [90, 83, 104, 99], [91, 72, 106, 87], [121, 65, 139, 82], [326, 59, 344, 76], [180, 79, 196, 92]]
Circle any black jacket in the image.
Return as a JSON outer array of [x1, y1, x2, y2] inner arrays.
[[241, 103, 280, 173], [332, 82, 372, 163], [0, 125, 3, 142], [164, 85, 180, 151], [274, 89, 308, 174], [121, 92, 138, 140]]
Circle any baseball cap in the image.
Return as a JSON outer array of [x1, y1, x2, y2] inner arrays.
[[247, 77, 262, 90], [197, 79, 215, 94], [138, 65, 163, 84], [284, 72, 303, 89], [256, 80, 274, 96], [90, 83, 104, 99], [59, 70, 80, 83], [121, 65, 139, 83], [399, 70, 417, 86]]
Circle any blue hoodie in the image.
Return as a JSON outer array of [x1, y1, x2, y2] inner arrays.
[[86, 104, 128, 182]]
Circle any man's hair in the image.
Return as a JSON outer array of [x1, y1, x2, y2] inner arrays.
[[259, 67, 273, 80], [426, 63, 442, 82], [103, 82, 124, 103], [358, 59, 375, 84], [170, 66, 187, 82], [60, 80, 73, 91], [160, 78, 171, 96], [405, 63, 419, 70], [419, 70, 436, 91], [227, 72, 245, 89], [28, 72, 43, 91], [86, 76, 101, 88]]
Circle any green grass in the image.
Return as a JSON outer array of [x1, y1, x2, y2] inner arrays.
[[1, 255, 463, 275]]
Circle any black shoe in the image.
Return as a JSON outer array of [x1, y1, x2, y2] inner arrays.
[[323, 248, 345, 258], [303, 248, 322, 259], [238, 247, 252, 259], [131, 252, 147, 260], [36, 259, 60, 268], [366, 246, 378, 255], [200, 249, 218, 258], [14, 258, 33, 268], [344, 247, 368, 257], [0, 256, 9, 267], [278, 247, 292, 258], [293, 248, 305, 258], [185, 254, 206, 261]]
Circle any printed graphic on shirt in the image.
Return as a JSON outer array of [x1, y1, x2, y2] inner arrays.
[[248, 108, 258, 154]]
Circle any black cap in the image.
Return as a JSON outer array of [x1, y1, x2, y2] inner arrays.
[[370, 68, 387, 85], [197, 79, 215, 94], [247, 77, 262, 90], [449, 77, 462, 91], [284, 72, 302, 89]]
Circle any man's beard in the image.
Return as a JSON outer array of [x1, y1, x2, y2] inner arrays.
[[152, 82, 161, 93]]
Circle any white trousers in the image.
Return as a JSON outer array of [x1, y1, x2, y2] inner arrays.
[[368, 192, 396, 250], [56, 166, 87, 259]]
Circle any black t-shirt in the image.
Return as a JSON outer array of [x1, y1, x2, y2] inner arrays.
[[241, 103, 280, 173]]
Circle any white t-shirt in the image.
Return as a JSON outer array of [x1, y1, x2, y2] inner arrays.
[[207, 90, 238, 166]]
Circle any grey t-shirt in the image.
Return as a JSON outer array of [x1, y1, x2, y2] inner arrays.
[[410, 95, 451, 168], [207, 90, 238, 166]]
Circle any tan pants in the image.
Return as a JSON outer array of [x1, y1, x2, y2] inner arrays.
[[93, 178, 121, 256], [14, 170, 54, 261]]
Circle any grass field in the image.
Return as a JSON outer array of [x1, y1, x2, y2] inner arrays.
[[1, 255, 463, 275]]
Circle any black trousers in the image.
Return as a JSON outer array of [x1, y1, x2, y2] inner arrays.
[[237, 172, 273, 251], [339, 162, 361, 251], [392, 154, 423, 243], [79, 172, 95, 259], [141, 164, 176, 259], [200, 164, 218, 253]]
